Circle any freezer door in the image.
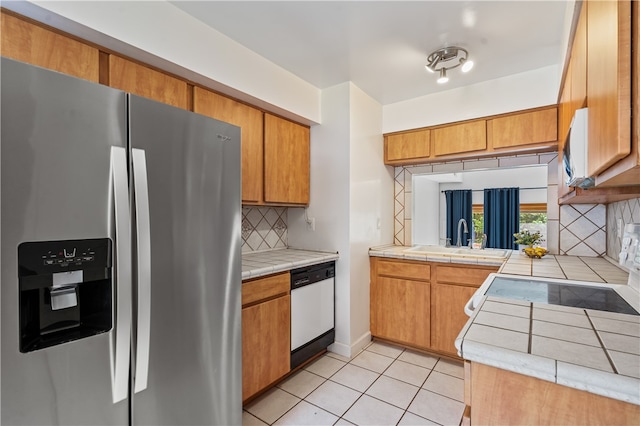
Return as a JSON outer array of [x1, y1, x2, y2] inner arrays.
[[1, 58, 129, 425], [128, 95, 242, 425]]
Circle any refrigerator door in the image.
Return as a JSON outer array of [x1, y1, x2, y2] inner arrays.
[[1, 58, 129, 425], [128, 95, 242, 425]]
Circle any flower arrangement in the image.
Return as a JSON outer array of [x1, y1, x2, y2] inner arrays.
[[513, 229, 544, 247], [514, 229, 547, 258]]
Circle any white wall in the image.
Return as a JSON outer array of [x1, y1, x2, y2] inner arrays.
[[289, 84, 351, 351], [10, 0, 321, 124], [348, 84, 393, 353], [382, 65, 560, 133], [413, 165, 548, 245], [289, 82, 392, 357]]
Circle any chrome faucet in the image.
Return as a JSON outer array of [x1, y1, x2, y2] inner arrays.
[[456, 218, 468, 247]]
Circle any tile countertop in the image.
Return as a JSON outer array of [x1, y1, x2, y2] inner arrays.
[[242, 248, 339, 280], [455, 296, 640, 405], [368, 244, 507, 267], [370, 244, 630, 284], [372, 244, 639, 404]]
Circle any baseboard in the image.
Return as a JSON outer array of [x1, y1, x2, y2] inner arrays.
[[328, 331, 372, 359]]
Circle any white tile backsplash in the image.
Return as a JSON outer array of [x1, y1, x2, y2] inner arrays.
[[607, 198, 640, 258]]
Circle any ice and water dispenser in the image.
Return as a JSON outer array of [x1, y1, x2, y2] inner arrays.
[[18, 239, 113, 353]]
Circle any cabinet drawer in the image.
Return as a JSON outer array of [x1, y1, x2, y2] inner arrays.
[[242, 272, 290, 306], [377, 260, 430, 281], [436, 265, 497, 287]]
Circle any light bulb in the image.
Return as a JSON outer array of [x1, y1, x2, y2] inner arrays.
[[437, 68, 448, 84], [461, 58, 474, 73]]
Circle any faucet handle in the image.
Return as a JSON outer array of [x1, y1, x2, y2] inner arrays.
[[440, 237, 452, 247]]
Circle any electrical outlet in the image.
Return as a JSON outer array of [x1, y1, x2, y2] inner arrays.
[[617, 219, 623, 240], [307, 217, 315, 231]]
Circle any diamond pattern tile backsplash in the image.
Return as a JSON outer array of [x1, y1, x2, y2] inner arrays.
[[559, 204, 606, 256], [242, 207, 287, 252], [607, 198, 640, 258]]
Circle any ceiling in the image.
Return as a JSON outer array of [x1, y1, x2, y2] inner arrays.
[[170, 1, 571, 106]]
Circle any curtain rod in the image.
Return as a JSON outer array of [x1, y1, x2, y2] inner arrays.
[[441, 186, 547, 193]]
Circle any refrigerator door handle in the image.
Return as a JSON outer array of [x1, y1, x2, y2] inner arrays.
[[132, 148, 151, 393], [110, 146, 132, 403]]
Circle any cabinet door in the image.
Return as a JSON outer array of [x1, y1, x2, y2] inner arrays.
[[1, 12, 99, 82], [586, 0, 631, 176], [432, 121, 487, 157], [489, 108, 557, 149], [108, 55, 188, 109], [385, 130, 430, 162], [264, 113, 310, 205], [430, 283, 477, 356], [559, 68, 574, 198], [571, 2, 588, 112], [193, 88, 264, 204], [373, 277, 430, 348], [242, 295, 290, 401]]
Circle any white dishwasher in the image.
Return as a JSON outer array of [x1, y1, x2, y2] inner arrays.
[[290, 261, 335, 369]]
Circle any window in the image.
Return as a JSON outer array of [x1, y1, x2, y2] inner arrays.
[[472, 203, 547, 247]]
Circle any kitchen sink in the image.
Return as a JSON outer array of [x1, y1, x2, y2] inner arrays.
[[403, 245, 510, 260]]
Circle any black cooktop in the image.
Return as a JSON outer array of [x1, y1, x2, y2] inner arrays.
[[486, 277, 639, 316]]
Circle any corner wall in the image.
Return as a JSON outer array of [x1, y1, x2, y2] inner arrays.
[[288, 83, 392, 358]]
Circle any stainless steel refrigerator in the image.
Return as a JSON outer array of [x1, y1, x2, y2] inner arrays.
[[1, 57, 242, 425]]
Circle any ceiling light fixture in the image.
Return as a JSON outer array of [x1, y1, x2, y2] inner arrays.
[[425, 46, 473, 83]]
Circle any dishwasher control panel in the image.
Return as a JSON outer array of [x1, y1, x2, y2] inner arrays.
[[291, 262, 335, 289]]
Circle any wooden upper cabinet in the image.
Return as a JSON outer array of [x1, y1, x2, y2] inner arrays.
[[559, 62, 574, 199], [488, 107, 558, 149], [385, 130, 430, 163], [586, 0, 631, 176], [1, 11, 99, 82], [264, 113, 310, 205], [108, 55, 188, 109], [432, 120, 487, 157], [571, 2, 588, 112], [193, 88, 264, 204]]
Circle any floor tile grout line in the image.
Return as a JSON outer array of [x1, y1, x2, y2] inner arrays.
[[247, 345, 466, 426]]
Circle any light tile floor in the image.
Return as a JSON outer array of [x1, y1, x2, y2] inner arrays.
[[243, 341, 465, 426]]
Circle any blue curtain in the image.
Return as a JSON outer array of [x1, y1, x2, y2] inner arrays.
[[444, 190, 472, 246], [484, 187, 520, 249]]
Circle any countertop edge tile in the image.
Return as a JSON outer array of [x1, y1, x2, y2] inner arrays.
[[556, 361, 640, 405], [242, 248, 339, 280], [460, 340, 557, 383]]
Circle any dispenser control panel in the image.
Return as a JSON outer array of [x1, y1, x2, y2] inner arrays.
[[19, 239, 111, 275]]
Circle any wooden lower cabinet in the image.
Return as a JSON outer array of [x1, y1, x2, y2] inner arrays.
[[370, 257, 497, 355], [430, 283, 477, 355], [241, 273, 290, 402], [372, 276, 430, 348], [469, 363, 640, 425]]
